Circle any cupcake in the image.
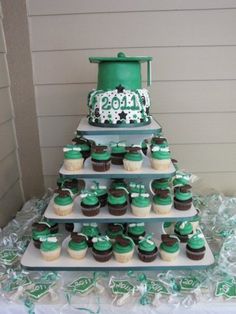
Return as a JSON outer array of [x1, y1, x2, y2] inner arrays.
[[163, 222, 175, 235], [174, 221, 193, 243], [150, 146, 171, 171], [189, 209, 201, 233], [57, 178, 85, 198], [150, 178, 171, 195], [138, 234, 158, 262], [67, 234, 88, 260], [106, 223, 124, 243], [81, 223, 100, 247], [152, 189, 172, 215], [63, 145, 84, 171], [110, 142, 127, 165], [107, 189, 128, 216], [91, 145, 111, 172], [72, 136, 92, 159], [131, 192, 151, 217], [123, 147, 143, 171], [127, 223, 146, 245], [186, 231, 206, 260], [32, 222, 50, 249], [53, 190, 73, 216], [80, 192, 100, 216], [92, 236, 113, 262], [174, 184, 192, 211], [40, 237, 61, 261], [90, 181, 108, 207], [113, 236, 135, 263], [159, 234, 180, 261]]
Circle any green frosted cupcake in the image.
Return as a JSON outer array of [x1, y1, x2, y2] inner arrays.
[[174, 221, 193, 243], [174, 184, 192, 211], [92, 236, 113, 262], [150, 146, 171, 171], [81, 223, 100, 247], [150, 178, 171, 195], [186, 231, 205, 260], [131, 192, 151, 217], [138, 234, 158, 262], [123, 147, 143, 171], [159, 234, 180, 261], [67, 234, 88, 260], [153, 189, 172, 215], [53, 190, 74, 216], [40, 237, 61, 261], [91, 145, 111, 172], [173, 171, 190, 189], [107, 189, 128, 216], [113, 235, 135, 263], [72, 136, 92, 159], [63, 144, 84, 171], [90, 181, 108, 207], [32, 222, 50, 249], [110, 142, 127, 165], [80, 193, 100, 216]]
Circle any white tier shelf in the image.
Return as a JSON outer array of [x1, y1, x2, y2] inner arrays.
[[77, 117, 162, 135], [59, 156, 176, 179], [44, 197, 197, 223], [21, 232, 214, 271]]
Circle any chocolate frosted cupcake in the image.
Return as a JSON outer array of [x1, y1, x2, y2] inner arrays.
[[110, 142, 127, 165], [81, 223, 100, 247], [91, 145, 111, 172], [153, 189, 172, 215], [92, 236, 113, 262], [123, 147, 143, 171], [90, 181, 108, 207], [72, 136, 92, 159], [174, 221, 193, 243], [113, 235, 135, 263], [138, 234, 158, 262], [174, 184, 192, 211], [127, 223, 146, 245], [67, 233, 88, 260], [32, 222, 50, 249], [106, 223, 124, 243], [80, 193, 100, 216], [107, 189, 128, 216], [159, 234, 180, 261], [186, 231, 206, 260]]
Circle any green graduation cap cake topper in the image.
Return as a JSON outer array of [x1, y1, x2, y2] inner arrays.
[[89, 52, 152, 90]]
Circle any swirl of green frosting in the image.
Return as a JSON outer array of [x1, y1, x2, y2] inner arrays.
[[153, 194, 172, 205], [132, 195, 151, 207], [175, 189, 192, 201], [175, 222, 193, 235], [187, 233, 205, 249], [106, 227, 123, 239], [41, 241, 60, 252], [114, 239, 134, 253], [173, 177, 189, 186], [81, 195, 99, 206], [152, 179, 170, 190], [64, 146, 82, 159], [32, 227, 50, 240], [91, 186, 107, 197], [54, 195, 73, 206], [151, 150, 170, 160], [81, 225, 99, 237], [138, 239, 156, 252], [128, 224, 145, 235], [77, 143, 90, 152], [108, 193, 127, 205], [160, 241, 179, 253], [124, 152, 143, 161], [111, 146, 126, 154], [93, 239, 112, 251], [68, 239, 87, 251], [91, 151, 111, 161]]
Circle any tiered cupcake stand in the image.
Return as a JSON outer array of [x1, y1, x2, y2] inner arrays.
[[21, 117, 214, 271]]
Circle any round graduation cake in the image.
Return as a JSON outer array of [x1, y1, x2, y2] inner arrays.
[[87, 52, 152, 127]]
